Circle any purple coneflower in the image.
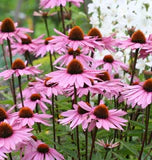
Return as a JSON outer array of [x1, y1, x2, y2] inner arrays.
[[122, 78, 152, 108], [96, 139, 119, 149], [0, 18, 32, 44], [22, 140, 64, 160], [59, 101, 92, 130], [13, 107, 52, 128], [47, 59, 99, 89], [20, 93, 52, 113], [88, 103, 127, 131], [0, 58, 41, 80], [34, 37, 65, 57], [51, 26, 102, 51], [11, 34, 44, 55], [54, 48, 94, 67], [0, 121, 32, 150], [96, 54, 128, 73]]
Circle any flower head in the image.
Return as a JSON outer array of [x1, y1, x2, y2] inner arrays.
[[59, 101, 92, 130], [0, 121, 32, 150], [122, 78, 152, 108], [0, 58, 41, 80], [47, 59, 99, 88], [0, 18, 32, 44], [96, 139, 119, 149], [51, 26, 102, 51], [88, 103, 127, 131], [13, 107, 52, 128], [22, 140, 64, 160]]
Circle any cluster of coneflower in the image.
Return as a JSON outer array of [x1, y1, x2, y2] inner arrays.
[[0, 0, 152, 160]]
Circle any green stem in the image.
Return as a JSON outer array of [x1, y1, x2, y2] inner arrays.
[[60, 5, 66, 34], [52, 94, 56, 149], [138, 106, 150, 160], [18, 76, 24, 107]]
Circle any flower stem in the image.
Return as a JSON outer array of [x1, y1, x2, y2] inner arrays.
[[104, 150, 109, 160], [35, 104, 41, 132], [89, 127, 98, 160], [18, 76, 24, 107], [8, 153, 13, 160], [130, 49, 139, 85], [85, 129, 88, 160], [74, 85, 81, 159], [138, 106, 150, 160], [1, 44, 13, 98], [60, 5, 66, 34], [7, 38, 17, 111], [49, 51, 54, 72], [52, 94, 56, 149], [43, 17, 50, 37]]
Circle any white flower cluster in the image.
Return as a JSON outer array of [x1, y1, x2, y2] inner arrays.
[[88, 0, 152, 37]]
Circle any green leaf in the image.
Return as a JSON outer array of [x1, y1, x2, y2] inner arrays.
[[112, 151, 127, 160], [119, 140, 138, 156]]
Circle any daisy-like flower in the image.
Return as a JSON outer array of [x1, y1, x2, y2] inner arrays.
[[122, 78, 152, 108], [51, 26, 102, 51], [46, 59, 99, 89], [0, 58, 41, 80], [11, 34, 44, 55], [40, 0, 83, 9], [88, 103, 127, 131], [22, 140, 64, 160], [0, 18, 32, 44], [59, 101, 92, 130], [12, 107, 52, 128], [88, 27, 116, 52], [33, 77, 63, 98], [33, 10, 57, 17], [0, 106, 15, 123], [96, 54, 128, 73], [34, 37, 65, 57], [117, 30, 150, 51], [21, 93, 52, 113], [54, 48, 94, 67], [95, 71, 124, 99], [96, 139, 119, 149], [0, 121, 32, 150]]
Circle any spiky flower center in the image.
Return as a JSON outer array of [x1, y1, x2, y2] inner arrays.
[[12, 58, 26, 70], [30, 94, 41, 101], [96, 71, 110, 81], [37, 144, 49, 153], [1, 18, 15, 32], [67, 59, 84, 74], [21, 34, 32, 44], [94, 104, 109, 119], [131, 30, 146, 44], [19, 107, 33, 118], [88, 27, 102, 39], [31, 135, 38, 141], [103, 55, 114, 63], [45, 37, 53, 45], [0, 122, 13, 138], [44, 77, 58, 87], [0, 107, 7, 122], [68, 48, 81, 56], [69, 26, 84, 40], [143, 78, 152, 92]]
